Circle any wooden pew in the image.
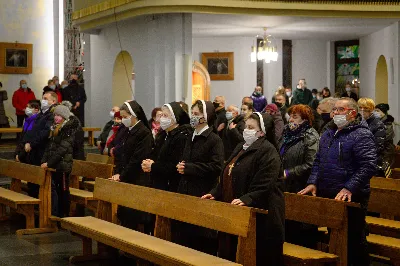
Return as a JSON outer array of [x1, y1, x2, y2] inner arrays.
[[391, 169, 400, 179], [82, 127, 101, 146], [367, 187, 400, 265], [0, 159, 55, 235], [284, 193, 360, 266], [61, 178, 261, 265], [69, 160, 114, 214], [83, 153, 114, 191]]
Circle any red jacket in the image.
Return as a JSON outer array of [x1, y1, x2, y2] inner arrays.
[[12, 88, 36, 115], [55, 89, 62, 103]]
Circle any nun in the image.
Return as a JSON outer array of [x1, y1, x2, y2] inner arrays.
[[141, 102, 192, 192], [203, 112, 285, 265], [109, 101, 154, 233], [175, 100, 224, 255]]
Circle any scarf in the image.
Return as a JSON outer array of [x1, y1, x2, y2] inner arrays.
[[106, 125, 120, 148], [50, 119, 68, 137], [281, 122, 310, 155], [23, 113, 38, 132], [151, 120, 161, 137]]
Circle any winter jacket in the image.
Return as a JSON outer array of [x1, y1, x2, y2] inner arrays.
[[292, 88, 313, 106], [365, 115, 386, 165], [151, 125, 192, 192], [41, 115, 79, 173], [279, 105, 288, 124], [251, 92, 268, 112], [178, 127, 224, 197], [341, 92, 358, 102], [22, 105, 56, 166], [12, 88, 36, 115], [14, 114, 38, 163], [381, 115, 396, 166], [42, 87, 62, 103], [280, 127, 319, 193], [98, 120, 114, 145], [0, 90, 8, 125], [214, 108, 227, 137], [222, 115, 245, 160], [210, 137, 285, 243], [109, 125, 128, 174], [307, 119, 377, 199], [70, 115, 85, 160], [271, 112, 284, 144], [62, 81, 87, 126]]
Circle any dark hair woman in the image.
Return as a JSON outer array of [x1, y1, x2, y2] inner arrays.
[[109, 101, 154, 233], [175, 100, 224, 255], [141, 102, 192, 192], [149, 107, 162, 138], [203, 112, 285, 265], [280, 104, 319, 248], [322, 87, 331, 98]]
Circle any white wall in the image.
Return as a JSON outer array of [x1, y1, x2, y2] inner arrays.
[[84, 14, 192, 130], [0, 0, 55, 126], [192, 37, 257, 107], [292, 40, 328, 91], [360, 21, 400, 142], [263, 39, 283, 102]]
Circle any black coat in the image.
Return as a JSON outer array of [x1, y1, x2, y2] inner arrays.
[[292, 88, 313, 106], [341, 91, 358, 102], [214, 108, 227, 137], [42, 115, 79, 173], [365, 115, 386, 165], [177, 127, 224, 197], [381, 115, 396, 166], [98, 120, 114, 144], [210, 137, 285, 244], [62, 81, 87, 126], [109, 125, 128, 174], [279, 105, 288, 124], [71, 115, 85, 160], [151, 125, 192, 192], [222, 115, 245, 160], [280, 127, 319, 193], [0, 90, 8, 125], [22, 106, 56, 166]]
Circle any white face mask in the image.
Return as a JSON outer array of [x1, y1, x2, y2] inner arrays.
[[333, 114, 348, 128], [122, 116, 132, 127], [41, 100, 49, 111], [243, 129, 258, 146], [25, 108, 34, 117], [372, 110, 383, 119], [346, 87, 351, 92], [286, 91, 292, 97], [160, 117, 173, 130], [226, 112, 233, 120], [110, 111, 115, 119]]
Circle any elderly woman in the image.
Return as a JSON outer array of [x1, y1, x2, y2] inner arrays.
[[375, 103, 396, 167], [280, 104, 319, 248], [203, 112, 284, 265]]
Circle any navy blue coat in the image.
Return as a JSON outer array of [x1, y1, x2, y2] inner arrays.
[[307, 119, 377, 199]]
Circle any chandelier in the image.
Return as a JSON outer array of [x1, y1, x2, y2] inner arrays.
[[251, 28, 278, 63]]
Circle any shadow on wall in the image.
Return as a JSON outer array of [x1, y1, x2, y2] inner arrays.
[[112, 51, 134, 107]]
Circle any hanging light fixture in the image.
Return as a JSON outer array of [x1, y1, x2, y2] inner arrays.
[[250, 27, 278, 63]]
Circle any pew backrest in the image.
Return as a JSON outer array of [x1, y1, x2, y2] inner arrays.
[[371, 177, 400, 191], [0, 159, 46, 185], [86, 153, 114, 165], [369, 187, 400, 217], [94, 178, 255, 237], [71, 160, 113, 180]]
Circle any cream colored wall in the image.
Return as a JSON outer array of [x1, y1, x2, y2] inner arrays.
[[0, 0, 55, 126], [112, 51, 134, 107]]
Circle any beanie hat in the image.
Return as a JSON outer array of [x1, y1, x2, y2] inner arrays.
[[265, 104, 278, 113], [375, 103, 389, 115], [114, 111, 122, 119], [54, 105, 71, 119]]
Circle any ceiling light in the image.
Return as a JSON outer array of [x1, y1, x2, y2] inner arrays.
[[251, 27, 278, 64]]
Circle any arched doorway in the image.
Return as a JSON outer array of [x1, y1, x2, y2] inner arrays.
[[112, 51, 134, 106], [375, 55, 388, 104], [192, 61, 210, 104]]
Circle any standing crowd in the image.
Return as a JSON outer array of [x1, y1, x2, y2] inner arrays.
[[6, 75, 397, 265]]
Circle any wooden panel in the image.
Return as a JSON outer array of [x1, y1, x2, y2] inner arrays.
[[0, 187, 40, 206], [285, 193, 353, 229], [283, 242, 338, 262], [82, 127, 101, 132], [0, 159, 46, 185], [62, 217, 240, 266], [0, 127, 22, 133], [369, 188, 400, 217], [71, 160, 113, 179], [371, 177, 400, 191], [86, 153, 114, 165], [94, 178, 252, 237]]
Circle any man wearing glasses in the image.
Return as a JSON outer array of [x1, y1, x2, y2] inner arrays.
[[299, 97, 376, 266]]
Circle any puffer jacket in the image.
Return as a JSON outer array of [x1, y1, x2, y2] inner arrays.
[[365, 115, 385, 165], [381, 115, 395, 166], [41, 115, 79, 173], [280, 127, 319, 193], [307, 119, 377, 199], [251, 92, 268, 112]]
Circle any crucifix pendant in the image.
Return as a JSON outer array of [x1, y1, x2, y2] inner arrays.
[[228, 163, 234, 176]]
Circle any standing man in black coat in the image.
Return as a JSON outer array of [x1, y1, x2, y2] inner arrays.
[[62, 74, 87, 126], [341, 82, 359, 102], [213, 95, 227, 137], [292, 79, 313, 106]]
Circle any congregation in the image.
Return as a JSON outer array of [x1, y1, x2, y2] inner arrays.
[[2, 75, 397, 265]]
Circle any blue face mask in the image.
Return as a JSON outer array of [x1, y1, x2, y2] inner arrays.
[[21, 84, 27, 89], [225, 112, 233, 120]]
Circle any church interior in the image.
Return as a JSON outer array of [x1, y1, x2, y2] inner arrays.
[[0, 0, 399, 265]]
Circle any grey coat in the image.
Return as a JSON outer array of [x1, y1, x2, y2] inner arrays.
[[0, 91, 8, 125]]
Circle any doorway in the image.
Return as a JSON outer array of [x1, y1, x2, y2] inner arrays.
[[375, 55, 388, 104], [112, 51, 134, 106]]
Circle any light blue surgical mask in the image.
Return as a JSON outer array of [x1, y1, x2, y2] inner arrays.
[[21, 84, 27, 89], [61, 84, 67, 89], [49, 85, 56, 90], [225, 112, 233, 120]]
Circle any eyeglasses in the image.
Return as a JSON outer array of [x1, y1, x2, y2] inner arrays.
[[332, 107, 354, 113]]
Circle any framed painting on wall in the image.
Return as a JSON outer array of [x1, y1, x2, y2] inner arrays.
[[201, 52, 234, 80], [0, 42, 33, 74]]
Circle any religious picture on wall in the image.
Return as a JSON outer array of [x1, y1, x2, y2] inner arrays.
[[5, 49, 28, 68], [0, 42, 33, 74], [201, 52, 234, 80], [336, 63, 359, 89], [336, 45, 359, 60]]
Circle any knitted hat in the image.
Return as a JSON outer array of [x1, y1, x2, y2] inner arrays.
[[114, 111, 122, 119], [265, 103, 278, 113], [375, 103, 389, 115], [54, 104, 71, 119]]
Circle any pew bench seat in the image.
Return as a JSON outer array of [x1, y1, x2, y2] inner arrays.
[[283, 242, 338, 265], [368, 234, 400, 265], [0, 187, 40, 207], [61, 216, 240, 266], [69, 188, 97, 211], [367, 216, 400, 238], [83, 180, 95, 191]]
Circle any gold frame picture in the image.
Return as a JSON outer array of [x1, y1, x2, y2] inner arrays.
[[0, 42, 33, 74], [201, 52, 234, 80]]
